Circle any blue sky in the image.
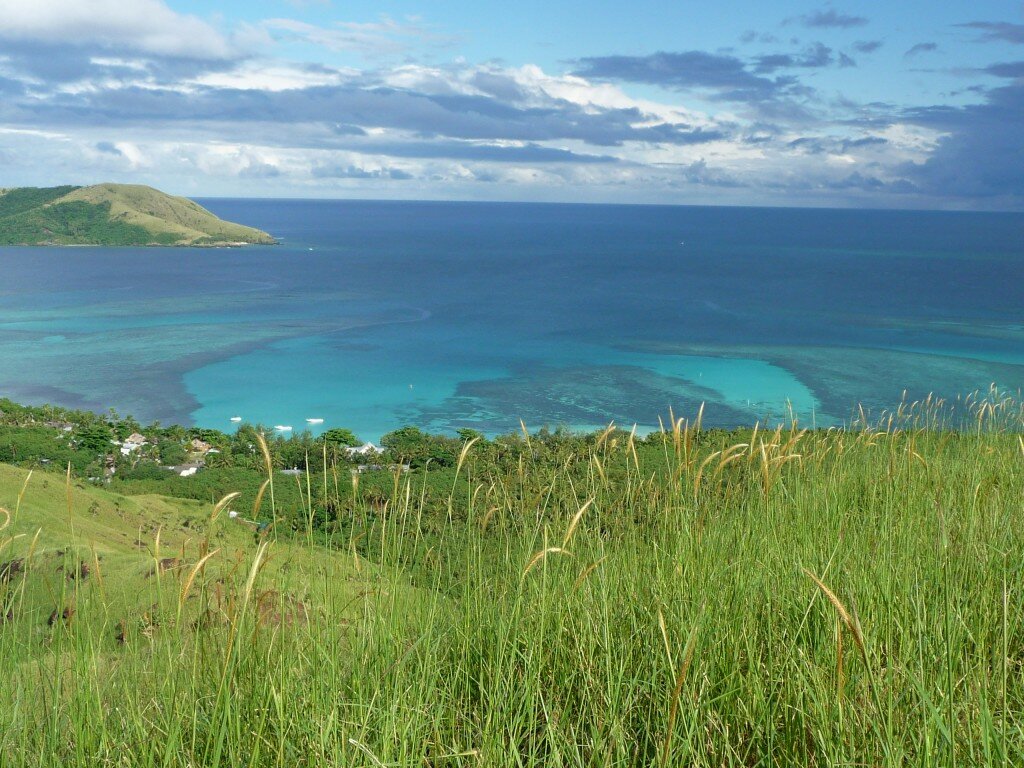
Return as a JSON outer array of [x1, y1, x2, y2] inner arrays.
[[0, 0, 1022, 208]]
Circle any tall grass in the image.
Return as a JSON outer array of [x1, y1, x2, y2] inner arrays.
[[1, 394, 1024, 766]]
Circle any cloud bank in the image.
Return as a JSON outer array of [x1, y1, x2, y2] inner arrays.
[[0, 0, 1019, 209]]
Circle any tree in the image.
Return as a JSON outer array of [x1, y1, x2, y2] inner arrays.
[[278, 431, 317, 471], [456, 428, 485, 443], [321, 427, 359, 447], [381, 426, 427, 455], [111, 416, 141, 440], [190, 427, 228, 445], [381, 426, 459, 468], [158, 440, 187, 465], [159, 424, 188, 442], [76, 424, 113, 454]]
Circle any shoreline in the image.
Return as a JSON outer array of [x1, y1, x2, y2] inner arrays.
[[0, 240, 276, 248]]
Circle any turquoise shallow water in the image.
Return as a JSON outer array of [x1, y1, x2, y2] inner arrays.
[[0, 200, 1022, 439], [185, 336, 816, 438]]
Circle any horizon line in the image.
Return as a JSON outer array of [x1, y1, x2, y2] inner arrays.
[[188, 193, 1024, 216]]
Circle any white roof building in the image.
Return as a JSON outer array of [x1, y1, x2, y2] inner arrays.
[[120, 434, 147, 455], [345, 442, 381, 456]]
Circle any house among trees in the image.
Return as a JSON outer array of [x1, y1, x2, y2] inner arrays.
[[190, 438, 212, 454], [119, 432, 148, 456], [345, 442, 381, 457], [168, 463, 203, 477]]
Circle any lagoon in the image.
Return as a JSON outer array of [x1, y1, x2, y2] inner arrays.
[[0, 200, 1021, 439]]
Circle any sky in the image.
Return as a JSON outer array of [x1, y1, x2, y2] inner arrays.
[[0, 0, 1022, 209]]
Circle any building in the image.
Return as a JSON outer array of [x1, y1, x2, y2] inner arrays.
[[345, 442, 382, 457], [120, 432, 148, 455], [189, 438, 210, 456], [165, 462, 204, 477]]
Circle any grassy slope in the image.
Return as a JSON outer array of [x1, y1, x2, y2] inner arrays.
[[60, 184, 275, 244], [0, 183, 275, 246], [0, 461, 381, 634], [3, 410, 1024, 765], [0, 461, 430, 766]]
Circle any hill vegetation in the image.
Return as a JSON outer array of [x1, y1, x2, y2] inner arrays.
[[1, 391, 1024, 765], [0, 183, 275, 246]]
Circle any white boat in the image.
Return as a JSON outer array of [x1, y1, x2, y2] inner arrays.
[[229, 416, 242, 423], [305, 418, 324, 424], [274, 425, 293, 432]]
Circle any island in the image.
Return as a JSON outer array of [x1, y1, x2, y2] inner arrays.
[[0, 183, 275, 246]]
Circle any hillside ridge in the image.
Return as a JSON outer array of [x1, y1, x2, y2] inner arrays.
[[0, 183, 275, 246]]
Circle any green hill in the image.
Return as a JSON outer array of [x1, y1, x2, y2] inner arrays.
[[0, 463, 364, 618], [0, 183, 276, 246]]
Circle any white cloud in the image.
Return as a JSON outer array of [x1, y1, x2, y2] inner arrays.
[[113, 141, 148, 168], [0, 0, 239, 60], [876, 123, 944, 155], [507, 64, 709, 125], [0, 126, 69, 140], [374, 62, 715, 129], [191, 62, 351, 92], [378, 64, 480, 95], [263, 16, 449, 57], [0, 19, 976, 207]]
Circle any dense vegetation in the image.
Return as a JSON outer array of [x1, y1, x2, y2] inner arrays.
[[0, 200, 180, 246], [1, 390, 1023, 766], [0, 185, 78, 218], [0, 184, 274, 246], [0, 398, 551, 509]]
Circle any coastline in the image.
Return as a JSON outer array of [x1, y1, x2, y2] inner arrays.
[[2, 240, 276, 248], [0, 312, 434, 429]]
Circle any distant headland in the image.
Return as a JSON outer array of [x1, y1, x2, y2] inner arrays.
[[0, 183, 275, 247]]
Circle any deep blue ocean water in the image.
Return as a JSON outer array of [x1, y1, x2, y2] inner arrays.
[[1, 200, 1021, 439]]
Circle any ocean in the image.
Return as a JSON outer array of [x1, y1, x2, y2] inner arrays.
[[0, 200, 1021, 439]]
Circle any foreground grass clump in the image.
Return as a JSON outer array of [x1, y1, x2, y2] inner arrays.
[[2, 399, 1024, 766]]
